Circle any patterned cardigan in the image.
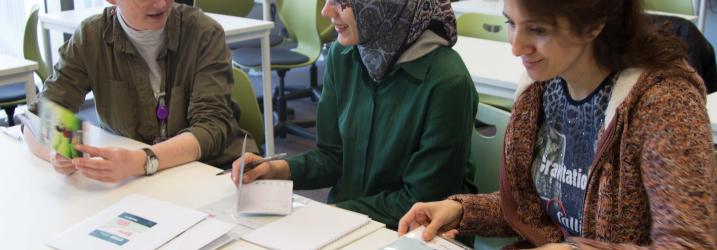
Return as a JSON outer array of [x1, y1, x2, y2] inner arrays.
[[450, 64, 717, 249]]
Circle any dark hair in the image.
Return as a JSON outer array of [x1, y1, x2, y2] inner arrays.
[[517, 0, 687, 71]]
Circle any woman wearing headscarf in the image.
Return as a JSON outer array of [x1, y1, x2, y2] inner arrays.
[[231, 0, 478, 228]]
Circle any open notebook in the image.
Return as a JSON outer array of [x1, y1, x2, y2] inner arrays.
[[241, 202, 371, 250]]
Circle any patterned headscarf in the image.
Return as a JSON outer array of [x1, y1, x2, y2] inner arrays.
[[338, 0, 457, 82]]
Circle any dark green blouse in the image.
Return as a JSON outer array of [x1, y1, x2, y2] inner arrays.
[[288, 43, 478, 228]]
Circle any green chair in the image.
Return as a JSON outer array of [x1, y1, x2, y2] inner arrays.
[[194, 0, 254, 17], [284, 0, 333, 101], [643, 0, 694, 15], [457, 13, 509, 43], [281, 0, 334, 44], [232, 0, 322, 139], [1, 5, 48, 126], [471, 103, 518, 249], [231, 67, 265, 147], [457, 13, 514, 111], [24, 5, 51, 82]]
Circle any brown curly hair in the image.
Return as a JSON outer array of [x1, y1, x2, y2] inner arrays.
[[516, 0, 688, 72]]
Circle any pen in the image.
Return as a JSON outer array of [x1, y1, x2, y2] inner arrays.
[[0, 126, 22, 141], [216, 153, 287, 176]]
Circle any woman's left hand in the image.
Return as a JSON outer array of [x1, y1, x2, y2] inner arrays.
[[72, 144, 147, 183]]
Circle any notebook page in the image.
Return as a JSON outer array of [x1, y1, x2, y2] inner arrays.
[[241, 202, 370, 250], [237, 180, 293, 215]]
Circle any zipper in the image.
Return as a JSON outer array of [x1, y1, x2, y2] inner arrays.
[[579, 108, 619, 236]]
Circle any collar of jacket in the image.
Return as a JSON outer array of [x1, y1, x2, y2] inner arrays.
[[339, 43, 434, 84], [102, 4, 180, 55]]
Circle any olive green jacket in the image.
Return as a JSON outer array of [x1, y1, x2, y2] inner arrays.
[[39, 4, 257, 168]]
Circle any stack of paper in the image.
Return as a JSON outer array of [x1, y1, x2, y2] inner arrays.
[[46, 194, 233, 250], [241, 202, 371, 250]]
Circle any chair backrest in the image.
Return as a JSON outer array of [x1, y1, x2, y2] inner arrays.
[[231, 67, 265, 146], [276, 0, 322, 61], [316, 0, 335, 44], [24, 5, 51, 82], [457, 13, 509, 43], [644, 0, 694, 15], [471, 102, 511, 193], [281, 0, 334, 44], [194, 0, 254, 17]]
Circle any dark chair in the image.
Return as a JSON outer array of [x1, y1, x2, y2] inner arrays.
[[232, 0, 322, 139], [650, 14, 716, 94]]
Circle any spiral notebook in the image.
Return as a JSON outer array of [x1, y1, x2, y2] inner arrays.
[[241, 202, 371, 250]]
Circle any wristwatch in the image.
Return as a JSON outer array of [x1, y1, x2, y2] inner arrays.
[[142, 148, 159, 176]]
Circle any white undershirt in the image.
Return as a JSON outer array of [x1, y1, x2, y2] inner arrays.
[[117, 9, 166, 98]]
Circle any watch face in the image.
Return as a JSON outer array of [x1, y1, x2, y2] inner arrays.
[[149, 157, 159, 173], [143, 148, 159, 175]]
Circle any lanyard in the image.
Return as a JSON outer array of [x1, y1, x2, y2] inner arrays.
[[154, 52, 172, 144]]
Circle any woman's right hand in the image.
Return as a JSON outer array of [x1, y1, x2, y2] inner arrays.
[[231, 152, 291, 185], [398, 199, 464, 241], [51, 152, 76, 175]]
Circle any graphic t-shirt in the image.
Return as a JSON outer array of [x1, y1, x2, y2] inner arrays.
[[531, 73, 615, 236]]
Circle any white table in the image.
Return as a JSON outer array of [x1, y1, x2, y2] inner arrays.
[[453, 35, 522, 100], [1, 122, 390, 249], [342, 228, 397, 250], [39, 8, 278, 155], [707, 93, 717, 143], [451, 0, 699, 22], [0, 123, 237, 249], [0, 54, 39, 104]]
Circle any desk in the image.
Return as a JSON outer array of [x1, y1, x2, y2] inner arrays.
[[0, 54, 39, 104], [708, 93, 717, 143], [453, 36, 521, 100], [1, 122, 387, 249], [451, 0, 698, 21], [0, 124, 237, 249], [39, 8, 278, 155], [342, 228, 397, 250]]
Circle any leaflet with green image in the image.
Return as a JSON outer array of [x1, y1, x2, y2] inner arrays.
[[40, 100, 83, 158]]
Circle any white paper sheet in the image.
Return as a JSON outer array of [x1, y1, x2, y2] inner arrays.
[[241, 202, 371, 250], [46, 194, 207, 250], [237, 180, 293, 215], [158, 217, 234, 250]]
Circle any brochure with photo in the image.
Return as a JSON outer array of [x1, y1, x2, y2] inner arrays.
[[39, 100, 83, 158]]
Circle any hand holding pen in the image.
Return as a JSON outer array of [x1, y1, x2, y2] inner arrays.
[[217, 153, 286, 176], [222, 152, 293, 185]]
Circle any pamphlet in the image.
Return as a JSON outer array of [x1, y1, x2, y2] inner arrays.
[[39, 100, 83, 158], [46, 194, 207, 250]]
